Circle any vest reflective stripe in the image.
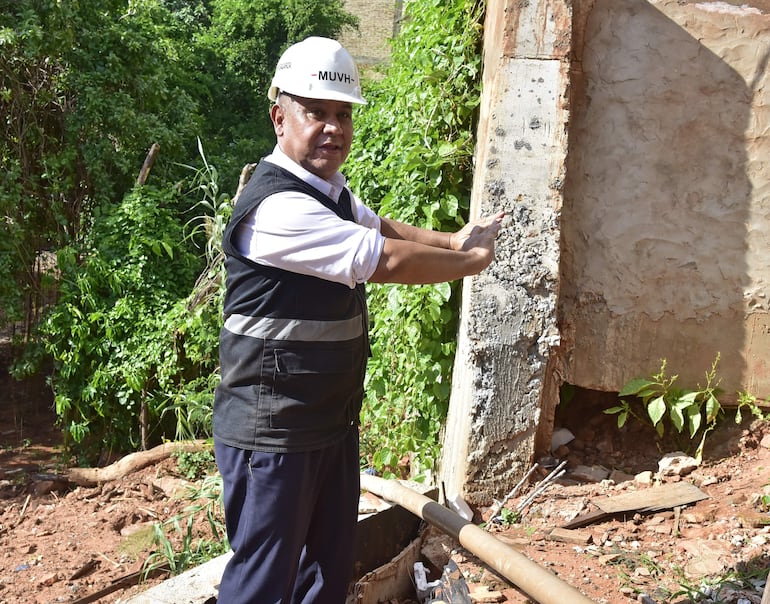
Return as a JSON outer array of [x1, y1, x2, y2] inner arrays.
[[224, 313, 364, 342]]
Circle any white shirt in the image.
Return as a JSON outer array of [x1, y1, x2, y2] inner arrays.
[[233, 146, 385, 289]]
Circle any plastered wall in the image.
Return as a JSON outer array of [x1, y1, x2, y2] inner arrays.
[[561, 0, 770, 399]]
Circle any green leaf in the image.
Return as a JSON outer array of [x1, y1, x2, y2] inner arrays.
[[437, 142, 455, 157], [619, 378, 656, 397], [686, 405, 702, 435], [617, 409, 628, 428], [705, 394, 721, 422], [647, 395, 666, 426], [669, 404, 685, 433]]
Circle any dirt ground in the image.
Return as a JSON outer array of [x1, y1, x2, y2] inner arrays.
[[0, 371, 769, 604]]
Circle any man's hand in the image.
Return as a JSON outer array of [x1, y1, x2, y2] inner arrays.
[[449, 211, 506, 252]]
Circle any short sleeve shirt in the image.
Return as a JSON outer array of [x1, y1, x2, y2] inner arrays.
[[232, 146, 384, 289]]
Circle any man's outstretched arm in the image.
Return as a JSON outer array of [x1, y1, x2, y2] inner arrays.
[[370, 212, 505, 284]]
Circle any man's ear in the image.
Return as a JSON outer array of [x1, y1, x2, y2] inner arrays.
[[270, 103, 284, 136]]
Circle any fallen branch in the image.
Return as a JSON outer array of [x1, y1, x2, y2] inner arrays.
[[66, 440, 210, 486], [136, 142, 160, 186]]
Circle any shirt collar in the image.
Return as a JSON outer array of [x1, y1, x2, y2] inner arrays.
[[265, 145, 347, 202]]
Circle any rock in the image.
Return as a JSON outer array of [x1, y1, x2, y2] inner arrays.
[[635, 471, 654, 485], [39, 572, 60, 586], [609, 469, 635, 484], [680, 540, 731, 578], [151, 477, 190, 499], [119, 520, 155, 537], [570, 465, 610, 483], [737, 511, 770, 528], [658, 452, 699, 477], [548, 527, 593, 545], [469, 585, 505, 603]]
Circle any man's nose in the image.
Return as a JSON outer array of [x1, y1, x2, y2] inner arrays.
[[324, 117, 343, 132]]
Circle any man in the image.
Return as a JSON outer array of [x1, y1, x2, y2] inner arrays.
[[213, 36, 504, 604]]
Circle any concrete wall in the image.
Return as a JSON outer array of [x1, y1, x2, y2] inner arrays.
[[441, 0, 770, 505], [440, 0, 571, 506], [561, 0, 770, 399]]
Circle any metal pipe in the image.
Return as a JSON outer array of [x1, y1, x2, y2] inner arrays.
[[360, 474, 597, 604]]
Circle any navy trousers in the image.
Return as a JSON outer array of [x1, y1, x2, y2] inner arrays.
[[214, 429, 360, 604]]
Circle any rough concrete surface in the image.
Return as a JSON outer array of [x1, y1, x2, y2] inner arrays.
[[561, 0, 770, 395]]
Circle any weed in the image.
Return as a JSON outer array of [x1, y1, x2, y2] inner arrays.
[[668, 558, 770, 603], [143, 473, 227, 577], [734, 391, 770, 424], [605, 355, 724, 461], [174, 448, 216, 480], [498, 507, 520, 527]]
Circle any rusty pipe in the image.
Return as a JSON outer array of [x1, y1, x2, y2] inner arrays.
[[360, 474, 596, 604]]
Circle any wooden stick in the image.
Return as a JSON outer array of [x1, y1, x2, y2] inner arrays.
[[136, 143, 160, 186], [18, 494, 31, 521], [66, 440, 209, 486]]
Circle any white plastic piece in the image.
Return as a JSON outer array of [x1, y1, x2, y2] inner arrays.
[[550, 427, 575, 451], [413, 562, 441, 602], [447, 494, 473, 521]]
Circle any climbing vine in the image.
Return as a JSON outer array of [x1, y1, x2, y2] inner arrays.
[[345, 0, 485, 479]]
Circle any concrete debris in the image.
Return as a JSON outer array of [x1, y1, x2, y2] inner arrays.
[[634, 470, 654, 485], [658, 451, 699, 477], [570, 464, 610, 483], [469, 585, 505, 602]]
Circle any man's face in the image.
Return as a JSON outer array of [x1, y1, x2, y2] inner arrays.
[[271, 94, 354, 181]]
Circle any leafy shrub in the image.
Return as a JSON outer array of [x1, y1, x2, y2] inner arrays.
[[606, 354, 725, 461], [40, 183, 216, 463], [175, 448, 217, 480]]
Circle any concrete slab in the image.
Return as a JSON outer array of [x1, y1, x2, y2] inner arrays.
[[117, 552, 231, 604]]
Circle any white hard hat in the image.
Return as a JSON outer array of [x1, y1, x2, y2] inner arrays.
[[268, 37, 367, 105]]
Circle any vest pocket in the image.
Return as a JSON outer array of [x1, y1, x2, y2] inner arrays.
[[270, 345, 357, 430]]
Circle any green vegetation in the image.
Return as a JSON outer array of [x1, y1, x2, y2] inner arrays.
[[606, 354, 769, 461], [1, 0, 356, 340], [144, 473, 228, 576], [346, 0, 485, 480], [174, 447, 217, 481], [3, 0, 358, 463]]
